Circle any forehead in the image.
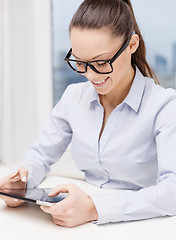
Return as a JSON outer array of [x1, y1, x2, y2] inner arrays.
[[70, 27, 123, 60]]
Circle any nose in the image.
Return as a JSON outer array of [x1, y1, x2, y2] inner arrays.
[[82, 66, 99, 81]]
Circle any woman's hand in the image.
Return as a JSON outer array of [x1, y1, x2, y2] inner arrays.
[[40, 184, 98, 228], [0, 167, 28, 207]]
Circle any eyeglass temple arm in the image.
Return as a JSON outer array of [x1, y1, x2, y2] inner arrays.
[[110, 31, 135, 64], [65, 48, 72, 60]]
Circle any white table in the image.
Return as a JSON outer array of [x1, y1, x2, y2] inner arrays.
[[0, 165, 176, 240]]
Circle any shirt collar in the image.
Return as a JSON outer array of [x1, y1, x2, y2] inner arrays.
[[89, 66, 146, 112], [123, 66, 146, 112]]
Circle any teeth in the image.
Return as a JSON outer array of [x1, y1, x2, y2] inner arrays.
[[93, 77, 108, 85]]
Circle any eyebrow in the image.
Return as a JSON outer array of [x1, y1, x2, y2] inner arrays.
[[72, 52, 111, 60]]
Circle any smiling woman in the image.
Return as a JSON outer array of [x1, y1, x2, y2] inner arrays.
[[1, 0, 176, 229]]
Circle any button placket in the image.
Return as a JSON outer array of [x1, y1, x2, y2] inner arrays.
[[93, 104, 109, 180], [99, 107, 121, 155]]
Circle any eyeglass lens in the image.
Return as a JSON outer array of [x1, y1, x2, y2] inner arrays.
[[68, 56, 112, 73]]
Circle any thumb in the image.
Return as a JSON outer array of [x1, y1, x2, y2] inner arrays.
[[48, 184, 75, 197]]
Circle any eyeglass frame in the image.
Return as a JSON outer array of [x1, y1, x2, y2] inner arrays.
[[64, 31, 135, 75]]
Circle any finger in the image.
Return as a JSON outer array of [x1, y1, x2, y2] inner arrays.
[[53, 217, 75, 228], [48, 184, 76, 197], [52, 217, 66, 227], [7, 199, 24, 208], [40, 205, 52, 214], [0, 195, 6, 201], [0, 195, 24, 207], [49, 197, 71, 216], [7, 198, 24, 205], [40, 196, 69, 215], [48, 185, 68, 197], [53, 218, 67, 227], [0, 175, 15, 189], [18, 167, 28, 183], [10, 167, 28, 182], [10, 176, 21, 182], [40, 205, 62, 215], [10, 170, 19, 179]]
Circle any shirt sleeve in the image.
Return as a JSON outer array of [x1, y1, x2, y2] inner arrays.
[[89, 101, 176, 224], [11, 85, 73, 188]]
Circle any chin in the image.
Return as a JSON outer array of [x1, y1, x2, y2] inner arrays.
[[95, 88, 110, 95]]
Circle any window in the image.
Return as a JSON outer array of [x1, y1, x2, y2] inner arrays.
[[51, 0, 86, 106], [51, 0, 176, 104], [133, 0, 176, 88]]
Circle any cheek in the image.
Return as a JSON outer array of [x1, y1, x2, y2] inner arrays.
[[111, 52, 130, 77], [118, 51, 130, 67]]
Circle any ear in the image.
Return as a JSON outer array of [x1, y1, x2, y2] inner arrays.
[[129, 34, 139, 54]]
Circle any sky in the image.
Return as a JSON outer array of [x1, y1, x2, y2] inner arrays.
[[52, 0, 176, 69]]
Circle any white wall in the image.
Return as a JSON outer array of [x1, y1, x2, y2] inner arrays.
[[1, 0, 53, 164], [0, 0, 2, 161]]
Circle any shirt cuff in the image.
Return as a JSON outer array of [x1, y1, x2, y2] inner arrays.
[[88, 192, 125, 225]]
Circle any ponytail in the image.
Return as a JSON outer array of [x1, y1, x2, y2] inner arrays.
[[122, 0, 159, 84], [70, 0, 159, 84]]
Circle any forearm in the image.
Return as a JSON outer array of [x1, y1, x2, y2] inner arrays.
[[89, 174, 176, 224]]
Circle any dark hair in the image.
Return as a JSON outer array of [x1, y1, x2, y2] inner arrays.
[[69, 0, 159, 84]]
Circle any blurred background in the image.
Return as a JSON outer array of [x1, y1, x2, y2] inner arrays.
[[0, 0, 176, 165]]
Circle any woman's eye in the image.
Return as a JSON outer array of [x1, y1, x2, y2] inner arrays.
[[76, 62, 82, 66], [97, 62, 107, 67]]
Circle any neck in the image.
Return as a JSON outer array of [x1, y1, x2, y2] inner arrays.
[[99, 65, 135, 110]]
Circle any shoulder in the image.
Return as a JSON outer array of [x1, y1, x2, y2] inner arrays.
[[144, 78, 176, 132], [144, 77, 176, 103], [54, 81, 93, 114], [60, 81, 93, 105], [142, 77, 176, 115], [63, 81, 91, 98]]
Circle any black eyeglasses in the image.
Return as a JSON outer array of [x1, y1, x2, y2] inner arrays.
[[64, 32, 134, 75]]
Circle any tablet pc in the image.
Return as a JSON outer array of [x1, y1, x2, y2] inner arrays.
[[0, 188, 67, 206]]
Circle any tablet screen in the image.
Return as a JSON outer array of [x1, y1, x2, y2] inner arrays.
[[0, 188, 66, 205]]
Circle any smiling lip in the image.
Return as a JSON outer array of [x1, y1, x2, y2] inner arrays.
[[91, 77, 109, 87]]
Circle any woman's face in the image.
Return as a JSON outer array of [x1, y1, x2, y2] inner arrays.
[[70, 27, 138, 96]]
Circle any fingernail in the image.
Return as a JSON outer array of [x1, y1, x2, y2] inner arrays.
[[13, 199, 19, 202], [22, 176, 27, 182]]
